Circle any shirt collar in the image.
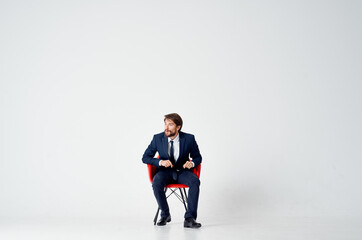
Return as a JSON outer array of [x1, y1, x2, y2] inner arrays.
[[168, 133, 179, 143]]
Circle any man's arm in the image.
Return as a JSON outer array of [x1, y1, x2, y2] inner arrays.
[[189, 135, 202, 167], [142, 135, 162, 168]]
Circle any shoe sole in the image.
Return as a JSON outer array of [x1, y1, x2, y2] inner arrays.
[[157, 218, 171, 226], [184, 223, 201, 228]]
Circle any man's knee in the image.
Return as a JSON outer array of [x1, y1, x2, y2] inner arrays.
[[190, 177, 200, 187], [152, 174, 166, 189], [152, 183, 162, 191], [152, 179, 161, 188]]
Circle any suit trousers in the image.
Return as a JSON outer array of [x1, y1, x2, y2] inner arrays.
[[152, 169, 200, 219]]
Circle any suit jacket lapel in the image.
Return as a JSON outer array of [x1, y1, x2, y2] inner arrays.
[[162, 135, 168, 158]]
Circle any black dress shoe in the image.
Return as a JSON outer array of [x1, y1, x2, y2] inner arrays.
[[157, 215, 171, 226], [184, 218, 201, 228]]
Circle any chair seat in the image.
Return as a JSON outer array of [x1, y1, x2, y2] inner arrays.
[[166, 184, 189, 188]]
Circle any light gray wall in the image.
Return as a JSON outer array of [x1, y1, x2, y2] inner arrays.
[[1, 0, 361, 219]]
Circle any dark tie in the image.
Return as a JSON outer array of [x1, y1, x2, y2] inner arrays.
[[170, 140, 177, 181], [169, 140, 175, 163]]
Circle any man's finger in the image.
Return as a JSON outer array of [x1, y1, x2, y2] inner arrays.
[[167, 160, 173, 168], [164, 160, 170, 167]]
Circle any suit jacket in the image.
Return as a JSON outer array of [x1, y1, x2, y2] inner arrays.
[[142, 131, 202, 171]]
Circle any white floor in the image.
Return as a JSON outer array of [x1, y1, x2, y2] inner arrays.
[[1, 216, 361, 240]]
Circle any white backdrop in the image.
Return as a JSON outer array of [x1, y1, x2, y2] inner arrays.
[[1, 0, 362, 222]]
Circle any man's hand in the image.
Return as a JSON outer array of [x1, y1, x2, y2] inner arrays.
[[161, 160, 173, 168], [183, 161, 193, 169]]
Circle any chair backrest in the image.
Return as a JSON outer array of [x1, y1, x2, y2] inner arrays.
[[147, 163, 201, 184]]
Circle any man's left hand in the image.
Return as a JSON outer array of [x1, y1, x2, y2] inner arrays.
[[183, 161, 193, 169]]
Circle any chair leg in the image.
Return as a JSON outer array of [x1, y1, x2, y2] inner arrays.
[[154, 208, 160, 225], [183, 188, 188, 202], [179, 188, 188, 211]]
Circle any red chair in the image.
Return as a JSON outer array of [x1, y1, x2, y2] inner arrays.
[[147, 163, 201, 225]]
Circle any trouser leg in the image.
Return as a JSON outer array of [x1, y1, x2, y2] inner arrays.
[[152, 171, 172, 218], [177, 171, 200, 219]]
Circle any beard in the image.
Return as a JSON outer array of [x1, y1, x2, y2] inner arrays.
[[164, 129, 176, 138]]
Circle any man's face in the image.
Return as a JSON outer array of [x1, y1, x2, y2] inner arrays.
[[164, 118, 180, 138]]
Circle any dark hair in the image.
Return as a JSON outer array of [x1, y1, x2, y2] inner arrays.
[[164, 113, 183, 131]]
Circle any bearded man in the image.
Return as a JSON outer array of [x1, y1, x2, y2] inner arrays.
[[142, 113, 202, 228]]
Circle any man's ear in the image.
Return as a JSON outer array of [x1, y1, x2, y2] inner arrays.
[[177, 126, 181, 132]]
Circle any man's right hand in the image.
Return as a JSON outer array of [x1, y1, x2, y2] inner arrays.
[[160, 160, 173, 168]]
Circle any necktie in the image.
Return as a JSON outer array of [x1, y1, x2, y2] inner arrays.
[[170, 140, 175, 163], [170, 140, 177, 181]]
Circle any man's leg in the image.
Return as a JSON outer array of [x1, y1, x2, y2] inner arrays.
[[152, 170, 172, 218], [177, 170, 200, 219]]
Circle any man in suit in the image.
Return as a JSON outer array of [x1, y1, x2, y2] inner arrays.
[[142, 113, 202, 228]]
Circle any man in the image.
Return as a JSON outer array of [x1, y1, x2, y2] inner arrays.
[[142, 113, 202, 228]]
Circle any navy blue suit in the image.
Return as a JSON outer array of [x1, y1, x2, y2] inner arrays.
[[142, 131, 202, 219]]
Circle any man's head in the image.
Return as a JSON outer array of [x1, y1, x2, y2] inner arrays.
[[164, 113, 183, 138]]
